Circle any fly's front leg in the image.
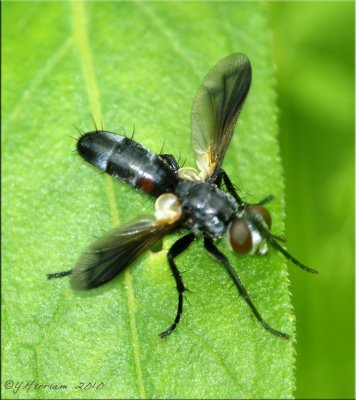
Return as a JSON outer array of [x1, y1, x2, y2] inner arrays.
[[221, 170, 243, 204], [214, 169, 243, 204], [258, 194, 274, 205], [160, 233, 196, 338], [217, 170, 275, 210], [204, 238, 290, 339]]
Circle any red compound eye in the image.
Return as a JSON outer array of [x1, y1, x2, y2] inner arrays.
[[249, 204, 272, 229], [229, 219, 252, 254]]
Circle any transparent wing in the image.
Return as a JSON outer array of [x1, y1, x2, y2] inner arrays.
[[70, 217, 175, 290], [191, 53, 252, 180]]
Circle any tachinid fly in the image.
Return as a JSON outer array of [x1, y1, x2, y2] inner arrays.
[[48, 53, 317, 339]]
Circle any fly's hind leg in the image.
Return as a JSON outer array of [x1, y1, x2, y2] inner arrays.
[[160, 233, 196, 338], [47, 270, 72, 280]]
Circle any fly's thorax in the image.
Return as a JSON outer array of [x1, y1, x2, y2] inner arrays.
[[229, 204, 272, 255], [175, 181, 238, 239]]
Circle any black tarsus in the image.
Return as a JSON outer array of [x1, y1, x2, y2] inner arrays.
[[258, 194, 274, 205], [47, 270, 72, 280], [160, 233, 196, 338], [269, 237, 319, 274], [160, 154, 180, 174], [203, 238, 290, 339]]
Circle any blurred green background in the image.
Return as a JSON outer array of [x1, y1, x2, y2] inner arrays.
[[2, 1, 354, 399], [270, 2, 354, 398]]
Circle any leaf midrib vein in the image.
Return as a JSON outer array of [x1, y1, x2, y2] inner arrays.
[[70, 2, 146, 398]]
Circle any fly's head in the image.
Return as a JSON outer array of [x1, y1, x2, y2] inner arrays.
[[229, 203, 272, 256]]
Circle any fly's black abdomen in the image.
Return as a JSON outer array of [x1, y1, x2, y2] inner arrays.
[[77, 131, 178, 196], [48, 54, 316, 341]]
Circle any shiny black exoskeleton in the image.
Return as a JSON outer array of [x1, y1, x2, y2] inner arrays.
[[175, 181, 237, 239], [48, 53, 317, 339], [78, 131, 178, 197]]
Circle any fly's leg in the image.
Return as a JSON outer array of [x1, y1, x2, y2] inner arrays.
[[160, 233, 196, 338], [160, 154, 180, 174], [47, 270, 72, 279], [216, 169, 275, 208], [251, 218, 319, 275], [269, 236, 319, 274], [204, 237, 290, 339], [258, 194, 274, 205], [214, 169, 243, 204]]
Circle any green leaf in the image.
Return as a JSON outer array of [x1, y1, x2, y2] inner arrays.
[[271, 3, 355, 398], [3, 2, 295, 398]]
